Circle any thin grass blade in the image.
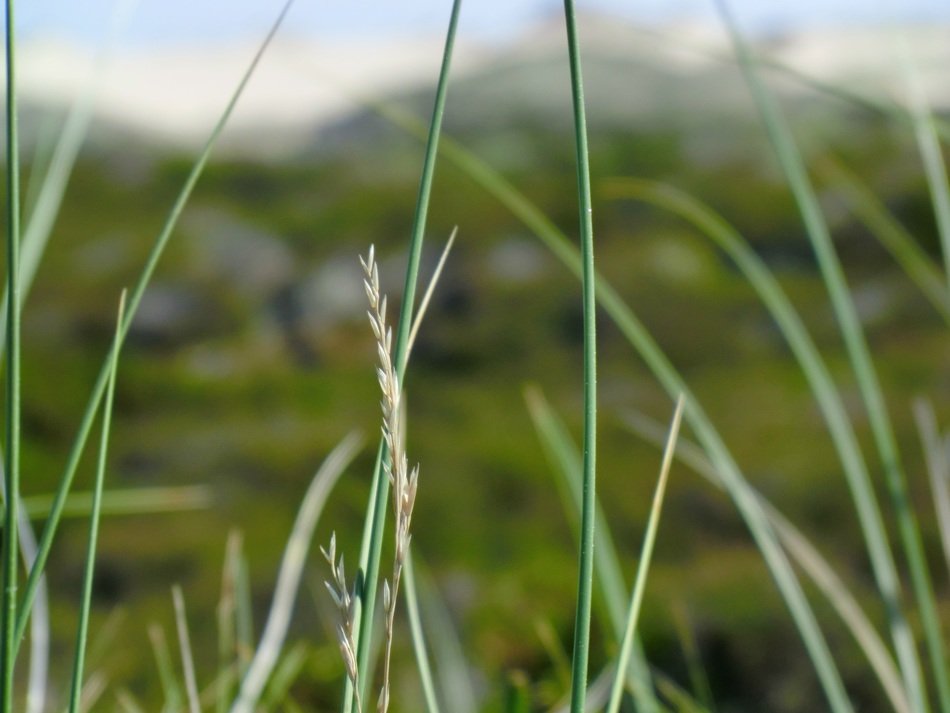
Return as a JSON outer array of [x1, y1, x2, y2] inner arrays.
[[716, 2, 947, 708], [230, 432, 361, 713], [606, 396, 684, 713], [622, 409, 912, 713], [913, 400, 950, 577], [524, 385, 659, 710], [603, 175, 923, 712], [403, 550, 441, 713], [814, 156, 950, 326], [68, 290, 126, 713], [13, 0, 297, 653], [902, 41, 950, 290], [1, 0, 23, 707], [149, 623, 184, 713], [348, 2, 462, 710], [172, 586, 202, 713], [560, 5, 598, 712]]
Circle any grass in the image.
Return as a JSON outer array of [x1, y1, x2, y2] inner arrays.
[[2, 1, 949, 712]]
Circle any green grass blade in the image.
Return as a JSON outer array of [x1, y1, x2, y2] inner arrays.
[[604, 176, 924, 712], [230, 433, 361, 713], [904, 47, 950, 290], [716, 2, 948, 708], [622, 410, 912, 713], [524, 386, 659, 711], [913, 400, 950, 577], [561, 5, 598, 713], [403, 550, 441, 713], [67, 291, 126, 713], [814, 156, 950, 326], [383, 122, 853, 711], [347, 2, 461, 710], [217, 531, 242, 713], [413, 555, 477, 713], [0, 485, 213, 525], [671, 602, 717, 713], [149, 623, 184, 713], [0, 0, 129, 353], [172, 586, 202, 713], [606, 396, 683, 713], [1, 0, 22, 707], [12, 0, 296, 654], [259, 641, 309, 709]]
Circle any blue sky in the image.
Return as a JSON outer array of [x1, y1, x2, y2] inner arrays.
[[20, 0, 950, 47]]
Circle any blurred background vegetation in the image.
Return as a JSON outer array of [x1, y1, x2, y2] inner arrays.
[[7, 9, 950, 712]]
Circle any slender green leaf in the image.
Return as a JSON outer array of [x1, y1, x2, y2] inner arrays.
[[607, 396, 684, 713], [348, 2, 462, 710], [68, 291, 126, 713]]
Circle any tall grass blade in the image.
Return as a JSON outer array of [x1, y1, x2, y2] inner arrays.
[[913, 400, 950, 576], [218, 531, 243, 713], [67, 290, 126, 713], [173, 585, 202, 713], [403, 550, 441, 713], [149, 623, 183, 713], [606, 396, 683, 713], [815, 157, 950, 326], [407, 227, 457, 356], [12, 0, 297, 653], [414, 556, 477, 713], [603, 176, 923, 711], [0, 456, 47, 713], [259, 641, 309, 710], [670, 602, 717, 713], [715, 2, 948, 708], [382, 120, 853, 711], [347, 2, 462, 710], [230, 432, 361, 713], [622, 409, 912, 713], [1, 0, 22, 707], [903, 43, 950, 290], [524, 386, 659, 711], [561, 4, 598, 712], [0, 0, 135, 353]]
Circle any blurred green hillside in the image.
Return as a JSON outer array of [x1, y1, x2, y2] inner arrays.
[[10, 37, 950, 710]]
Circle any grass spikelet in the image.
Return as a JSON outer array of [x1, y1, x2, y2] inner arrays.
[[360, 246, 422, 713]]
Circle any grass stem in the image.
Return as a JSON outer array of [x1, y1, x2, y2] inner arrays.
[[561, 3, 598, 713], [1, 0, 21, 708]]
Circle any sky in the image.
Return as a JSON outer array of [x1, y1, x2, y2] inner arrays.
[[18, 0, 950, 48]]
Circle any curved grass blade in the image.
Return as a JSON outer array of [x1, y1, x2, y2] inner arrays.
[[561, 5, 599, 713], [12, 0, 298, 653], [230, 432, 361, 713], [603, 175, 924, 712], [814, 156, 950, 327], [413, 555, 477, 713], [347, 2, 462, 710], [913, 400, 950, 578], [606, 396, 683, 713], [902, 43, 950, 291], [0, 0, 136, 355], [622, 409, 912, 713], [68, 290, 126, 713], [381, 118, 853, 711], [524, 386, 659, 711], [403, 550, 441, 713], [715, 2, 947, 708]]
